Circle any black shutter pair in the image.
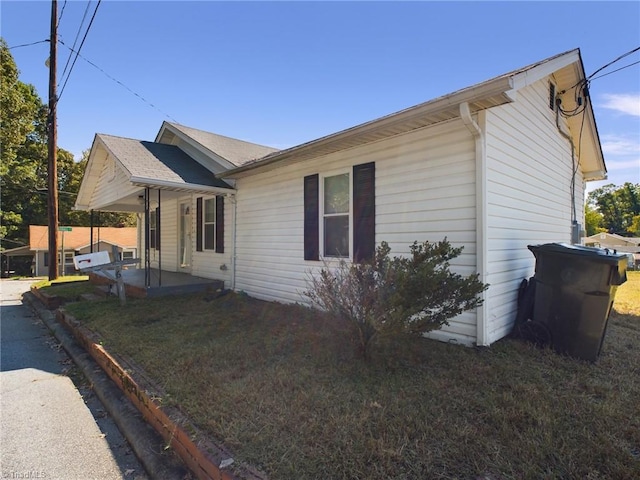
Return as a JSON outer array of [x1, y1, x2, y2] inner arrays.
[[196, 196, 224, 253], [304, 162, 375, 262]]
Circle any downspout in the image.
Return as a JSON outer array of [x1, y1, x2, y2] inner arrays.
[[460, 102, 489, 347], [229, 193, 237, 291]]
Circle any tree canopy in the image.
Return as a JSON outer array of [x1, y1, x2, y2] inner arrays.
[[1, 38, 135, 254], [587, 183, 640, 237]]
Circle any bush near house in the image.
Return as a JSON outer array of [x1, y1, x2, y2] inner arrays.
[[304, 240, 489, 360]]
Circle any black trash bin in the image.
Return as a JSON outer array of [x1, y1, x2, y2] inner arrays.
[[527, 243, 628, 361]]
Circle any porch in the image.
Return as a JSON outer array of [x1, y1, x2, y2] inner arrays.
[[88, 268, 225, 299]]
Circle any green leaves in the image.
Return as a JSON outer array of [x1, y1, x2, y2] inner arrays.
[[587, 182, 640, 236], [305, 239, 489, 360]]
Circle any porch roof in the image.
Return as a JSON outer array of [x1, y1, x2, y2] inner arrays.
[[75, 134, 234, 212], [99, 134, 232, 190]]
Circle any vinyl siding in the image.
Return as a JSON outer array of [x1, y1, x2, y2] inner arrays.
[[190, 195, 233, 285], [92, 156, 139, 208], [140, 195, 232, 285], [234, 119, 479, 345], [484, 78, 585, 343]]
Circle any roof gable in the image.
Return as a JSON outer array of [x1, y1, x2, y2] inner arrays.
[[221, 49, 605, 180], [155, 122, 279, 168], [75, 134, 234, 212]]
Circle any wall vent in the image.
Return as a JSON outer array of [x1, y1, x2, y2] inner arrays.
[[549, 82, 556, 111]]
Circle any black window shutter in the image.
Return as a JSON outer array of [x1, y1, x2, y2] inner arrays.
[[215, 196, 224, 253], [303, 174, 319, 260], [353, 162, 375, 263], [196, 197, 203, 252]]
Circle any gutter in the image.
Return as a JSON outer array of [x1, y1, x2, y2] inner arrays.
[[459, 102, 489, 347], [228, 193, 238, 291], [222, 76, 515, 179], [130, 177, 235, 195]]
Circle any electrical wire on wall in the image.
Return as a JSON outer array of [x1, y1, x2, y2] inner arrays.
[[554, 46, 640, 240]]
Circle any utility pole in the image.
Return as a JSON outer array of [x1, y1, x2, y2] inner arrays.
[[47, 0, 58, 280]]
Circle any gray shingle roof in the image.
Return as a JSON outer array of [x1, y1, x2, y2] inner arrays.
[[167, 123, 279, 166], [98, 134, 232, 189]]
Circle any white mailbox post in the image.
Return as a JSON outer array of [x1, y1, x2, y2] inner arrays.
[[74, 247, 139, 305]]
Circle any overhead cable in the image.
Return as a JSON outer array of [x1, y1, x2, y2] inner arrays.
[[58, 0, 102, 101], [58, 40, 179, 123], [60, 0, 93, 83]]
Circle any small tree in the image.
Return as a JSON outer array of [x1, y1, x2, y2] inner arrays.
[[304, 240, 488, 360]]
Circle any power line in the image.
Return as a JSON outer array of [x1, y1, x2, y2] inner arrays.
[[60, 0, 93, 83], [8, 39, 49, 50], [58, 39, 180, 123], [590, 60, 640, 81], [58, 0, 102, 101], [58, 0, 67, 24], [588, 46, 640, 79]]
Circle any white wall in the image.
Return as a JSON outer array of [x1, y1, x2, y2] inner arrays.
[[141, 194, 233, 286], [484, 78, 586, 343], [92, 156, 139, 208], [189, 195, 233, 285], [234, 119, 480, 345]]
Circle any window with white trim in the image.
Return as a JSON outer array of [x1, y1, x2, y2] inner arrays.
[[322, 172, 350, 258], [204, 197, 216, 250], [196, 196, 225, 253], [304, 162, 375, 263]]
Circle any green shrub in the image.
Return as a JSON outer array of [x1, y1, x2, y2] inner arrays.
[[304, 240, 489, 360]]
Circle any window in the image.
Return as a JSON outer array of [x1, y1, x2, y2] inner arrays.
[[121, 250, 135, 261], [304, 162, 375, 262], [204, 198, 216, 250], [196, 196, 225, 253], [323, 173, 350, 257], [149, 208, 159, 250]]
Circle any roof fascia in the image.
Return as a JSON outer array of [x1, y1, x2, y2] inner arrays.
[[130, 177, 236, 195], [223, 75, 514, 178], [74, 134, 104, 210], [510, 49, 581, 90]]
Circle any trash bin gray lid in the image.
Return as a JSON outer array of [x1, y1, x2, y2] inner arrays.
[[527, 242, 629, 263]]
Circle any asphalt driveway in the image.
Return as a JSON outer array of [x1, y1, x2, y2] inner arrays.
[[0, 279, 148, 479]]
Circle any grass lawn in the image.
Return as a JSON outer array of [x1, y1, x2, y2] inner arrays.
[[64, 272, 640, 479], [32, 276, 94, 299]]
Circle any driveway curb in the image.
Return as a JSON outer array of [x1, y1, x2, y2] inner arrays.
[[23, 291, 190, 480]]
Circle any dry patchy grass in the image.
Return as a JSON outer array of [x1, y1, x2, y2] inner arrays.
[[65, 276, 640, 480], [32, 276, 94, 299]]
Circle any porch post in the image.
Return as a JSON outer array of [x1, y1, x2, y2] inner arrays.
[[157, 189, 162, 287], [144, 187, 150, 288], [90, 210, 94, 253]]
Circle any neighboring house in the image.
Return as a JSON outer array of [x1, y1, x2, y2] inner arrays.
[[75, 48, 606, 347], [4, 225, 138, 276], [585, 232, 640, 268]]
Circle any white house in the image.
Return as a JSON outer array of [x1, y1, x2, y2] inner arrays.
[[75, 48, 606, 347]]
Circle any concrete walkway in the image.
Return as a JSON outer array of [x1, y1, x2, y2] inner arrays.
[[0, 279, 150, 479]]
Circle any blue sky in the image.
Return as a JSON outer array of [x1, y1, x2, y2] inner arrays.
[[2, 1, 639, 193]]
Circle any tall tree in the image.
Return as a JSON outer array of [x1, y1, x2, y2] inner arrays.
[[585, 204, 605, 237], [1, 39, 136, 250], [0, 38, 42, 240], [587, 183, 640, 236]]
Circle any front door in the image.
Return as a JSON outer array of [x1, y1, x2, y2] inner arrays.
[[179, 202, 192, 271]]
